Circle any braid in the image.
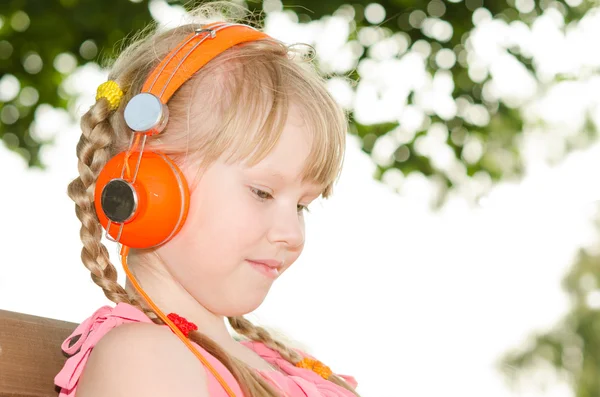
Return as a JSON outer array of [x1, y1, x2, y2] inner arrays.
[[67, 96, 139, 307], [187, 330, 281, 397], [228, 316, 361, 396], [141, 311, 282, 396]]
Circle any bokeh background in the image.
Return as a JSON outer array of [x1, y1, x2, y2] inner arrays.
[[2, 0, 600, 396]]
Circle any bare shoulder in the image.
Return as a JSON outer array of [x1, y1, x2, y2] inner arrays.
[[76, 322, 209, 397]]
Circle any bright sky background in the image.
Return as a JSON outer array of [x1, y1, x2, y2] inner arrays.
[[2, 1, 600, 396]]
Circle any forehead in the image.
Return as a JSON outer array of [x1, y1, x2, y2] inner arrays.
[[241, 117, 325, 192]]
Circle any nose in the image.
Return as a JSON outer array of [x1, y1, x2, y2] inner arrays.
[[267, 204, 305, 249]]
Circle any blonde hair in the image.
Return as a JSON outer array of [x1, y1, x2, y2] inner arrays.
[[67, 2, 356, 396]]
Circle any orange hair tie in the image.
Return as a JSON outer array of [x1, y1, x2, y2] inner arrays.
[[295, 357, 333, 380]]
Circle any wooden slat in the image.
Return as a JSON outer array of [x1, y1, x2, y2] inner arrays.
[[0, 310, 76, 397]]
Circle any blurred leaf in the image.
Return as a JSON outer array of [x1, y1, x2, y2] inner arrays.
[[0, 0, 152, 167], [501, 213, 600, 396]]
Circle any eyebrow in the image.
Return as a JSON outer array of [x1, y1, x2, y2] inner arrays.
[[265, 171, 285, 179], [247, 169, 325, 196], [247, 168, 288, 180]]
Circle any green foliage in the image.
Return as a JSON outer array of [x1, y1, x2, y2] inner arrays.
[[501, 214, 600, 396], [0, 0, 593, 194], [0, 0, 151, 167]]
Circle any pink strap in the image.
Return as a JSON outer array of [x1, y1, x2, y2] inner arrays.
[[54, 303, 154, 396]]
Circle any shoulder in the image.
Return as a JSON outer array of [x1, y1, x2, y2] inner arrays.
[[75, 322, 210, 397]]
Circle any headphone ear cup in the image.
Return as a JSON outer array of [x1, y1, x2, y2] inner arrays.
[[94, 151, 190, 249]]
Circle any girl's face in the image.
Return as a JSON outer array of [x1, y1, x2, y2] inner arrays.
[[156, 106, 324, 316]]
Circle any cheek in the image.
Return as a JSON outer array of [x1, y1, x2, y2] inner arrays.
[[172, 185, 265, 262]]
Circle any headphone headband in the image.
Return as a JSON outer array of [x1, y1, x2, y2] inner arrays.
[[124, 22, 270, 136], [145, 22, 269, 102]]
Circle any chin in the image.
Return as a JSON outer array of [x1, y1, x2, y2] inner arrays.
[[221, 292, 270, 317]]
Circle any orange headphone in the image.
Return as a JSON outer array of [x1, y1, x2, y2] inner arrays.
[[95, 22, 269, 249], [93, 22, 271, 396]]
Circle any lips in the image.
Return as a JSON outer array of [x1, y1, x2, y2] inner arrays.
[[246, 259, 282, 279], [247, 259, 283, 269]]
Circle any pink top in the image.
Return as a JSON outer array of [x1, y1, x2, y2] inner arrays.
[[54, 303, 358, 397]]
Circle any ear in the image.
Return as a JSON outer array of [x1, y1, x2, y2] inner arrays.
[[178, 155, 209, 192]]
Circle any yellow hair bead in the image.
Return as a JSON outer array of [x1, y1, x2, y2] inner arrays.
[[95, 80, 123, 111], [295, 357, 333, 380]]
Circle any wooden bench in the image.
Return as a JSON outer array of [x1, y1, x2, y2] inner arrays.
[[0, 309, 76, 397]]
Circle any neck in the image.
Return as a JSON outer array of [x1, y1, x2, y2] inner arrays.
[[124, 252, 238, 349]]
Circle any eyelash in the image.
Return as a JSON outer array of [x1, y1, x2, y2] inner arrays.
[[250, 187, 310, 214]]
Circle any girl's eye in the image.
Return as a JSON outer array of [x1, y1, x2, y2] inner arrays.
[[251, 187, 311, 214], [251, 187, 272, 201], [297, 204, 311, 214]]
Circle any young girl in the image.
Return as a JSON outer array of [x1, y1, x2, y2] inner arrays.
[[54, 3, 358, 397]]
